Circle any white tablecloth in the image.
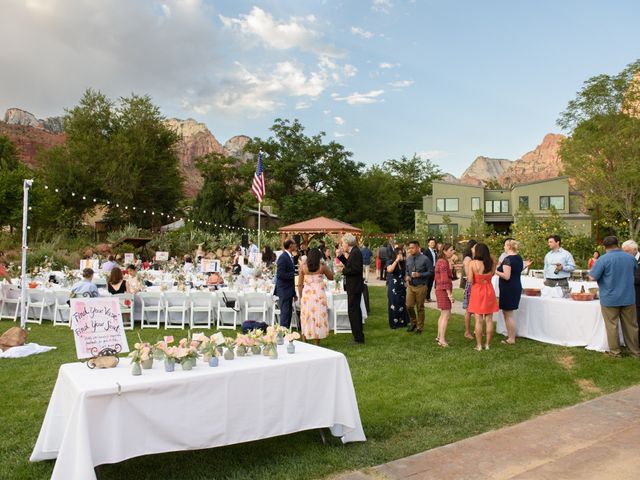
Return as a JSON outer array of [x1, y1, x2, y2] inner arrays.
[[492, 275, 598, 298], [30, 342, 366, 480], [496, 295, 619, 352]]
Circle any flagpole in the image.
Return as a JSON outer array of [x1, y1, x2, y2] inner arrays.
[[257, 201, 262, 254]]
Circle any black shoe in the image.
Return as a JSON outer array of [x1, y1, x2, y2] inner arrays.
[[407, 324, 416, 332], [415, 330, 422, 335]]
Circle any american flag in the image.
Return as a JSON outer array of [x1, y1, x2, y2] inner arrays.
[[251, 152, 266, 203]]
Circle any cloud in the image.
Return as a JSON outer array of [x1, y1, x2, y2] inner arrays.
[[295, 101, 311, 109], [417, 150, 450, 160], [350, 26, 373, 39], [372, 0, 393, 13], [378, 62, 396, 69], [334, 116, 345, 125], [213, 61, 329, 114], [0, 0, 221, 117], [389, 80, 414, 88], [220, 6, 343, 58], [334, 132, 349, 138], [334, 90, 384, 105]]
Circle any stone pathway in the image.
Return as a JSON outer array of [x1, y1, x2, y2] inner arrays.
[[332, 385, 640, 480]]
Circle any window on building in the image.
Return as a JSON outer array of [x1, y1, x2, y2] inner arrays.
[[519, 196, 529, 208], [540, 196, 565, 210], [428, 224, 459, 237], [485, 199, 509, 213], [471, 197, 480, 211], [436, 198, 459, 212]]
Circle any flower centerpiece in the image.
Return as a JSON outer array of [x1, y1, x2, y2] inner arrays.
[[334, 271, 343, 291], [223, 336, 236, 360], [285, 331, 301, 354], [247, 329, 263, 355], [235, 334, 252, 357], [262, 326, 279, 359], [175, 337, 199, 370], [154, 337, 179, 372], [128, 342, 152, 375], [198, 334, 221, 367], [275, 325, 289, 345]]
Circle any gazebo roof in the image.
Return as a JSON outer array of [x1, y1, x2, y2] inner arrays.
[[278, 216, 362, 234]]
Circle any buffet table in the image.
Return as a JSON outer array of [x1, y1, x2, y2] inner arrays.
[[496, 295, 620, 352], [30, 342, 366, 480], [491, 275, 598, 298]]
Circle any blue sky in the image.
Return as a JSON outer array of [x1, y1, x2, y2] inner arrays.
[[1, 0, 639, 176]]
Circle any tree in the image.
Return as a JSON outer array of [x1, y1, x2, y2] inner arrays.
[[38, 89, 183, 229], [558, 60, 640, 238], [382, 154, 442, 231], [352, 165, 402, 232], [483, 177, 504, 190], [244, 118, 364, 223], [466, 208, 489, 241]]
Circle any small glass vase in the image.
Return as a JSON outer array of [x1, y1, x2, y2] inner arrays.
[[131, 362, 142, 376], [287, 342, 295, 354], [181, 358, 194, 371], [263, 344, 271, 356], [202, 353, 211, 364], [269, 346, 278, 360], [164, 359, 175, 372], [277, 334, 284, 346], [251, 345, 261, 355], [208, 356, 219, 367], [141, 358, 153, 370], [224, 348, 235, 360], [236, 345, 247, 357]]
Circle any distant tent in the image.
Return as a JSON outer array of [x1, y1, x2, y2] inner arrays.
[[278, 216, 362, 246]]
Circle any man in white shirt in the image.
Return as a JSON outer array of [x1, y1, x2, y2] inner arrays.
[[543, 235, 576, 287]]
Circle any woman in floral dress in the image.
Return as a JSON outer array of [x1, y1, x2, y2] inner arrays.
[[298, 248, 334, 345], [386, 246, 409, 329]]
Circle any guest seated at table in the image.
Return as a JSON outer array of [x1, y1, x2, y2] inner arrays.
[[0, 251, 12, 284], [588, 251, 600, 269], [140, 256, 150, 270], [240, 258, 255, 278], [107, 267, 127, 295], [467, 243, 498, 351], [71, 268, 99, 298], [299, 248, 333, 345], [495, 239, 524, 345], [543, 235, 576, 287], [207, 271, 224, 285], [101, 255, 119, 273], [125, 265, 143, 294], [183, 255, 194, 273]]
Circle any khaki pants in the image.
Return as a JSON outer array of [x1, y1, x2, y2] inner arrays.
[[406, 284, 427, 331], [363, 265, 370, 282], [601, 305, 640, 355]]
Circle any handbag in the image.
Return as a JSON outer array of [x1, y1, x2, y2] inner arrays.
[[221, 292, 239, 311]]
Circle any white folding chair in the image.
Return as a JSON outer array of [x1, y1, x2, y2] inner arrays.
[[1, 284, 22, 322], [164, 291, 189, 329], [52, 290, 71, 327], [332, 293, 351, 334], [291, 301, 299, 331], [243, 292, 269, 324], [114, 293, 135, 330], [216, 291, 238, 330], [190, 291, 215, 329], [26, 289, 54, 325], [139, 292, 163, 329], [271, 296, 281, 326]]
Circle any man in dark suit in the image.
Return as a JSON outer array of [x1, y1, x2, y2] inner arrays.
[[337, 234, 365, 344], [275, 239, 297, 328]]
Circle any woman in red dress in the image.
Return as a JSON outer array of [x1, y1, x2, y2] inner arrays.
[[467, 243, 499, 351], [435, 243, 455, 347]]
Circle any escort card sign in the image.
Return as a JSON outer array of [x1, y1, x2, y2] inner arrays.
[[79, 259, 100, 271], [201, 259, 220, 273], [124, 253, 134, 265], [70, 297, 129, 359], [155, 251, 169, 261]]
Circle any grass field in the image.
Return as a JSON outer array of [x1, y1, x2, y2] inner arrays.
[[2, 286, 640, 480]]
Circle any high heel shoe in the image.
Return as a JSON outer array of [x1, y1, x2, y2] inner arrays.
[[484, 344, 490, 350], [473, 345, 482, 351], [437, 340, 449, 348]]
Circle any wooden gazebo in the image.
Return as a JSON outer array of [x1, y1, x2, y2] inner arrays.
[[278, 216, 362, 246]]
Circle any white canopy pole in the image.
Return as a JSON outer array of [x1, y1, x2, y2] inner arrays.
[[20, 179, 33, 329], [257, 202, 262, 253]]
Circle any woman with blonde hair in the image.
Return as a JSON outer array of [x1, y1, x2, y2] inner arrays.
[[495, 238, 524, 344]]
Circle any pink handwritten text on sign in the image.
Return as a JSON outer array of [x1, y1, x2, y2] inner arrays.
[[70, 297, 130, 359]]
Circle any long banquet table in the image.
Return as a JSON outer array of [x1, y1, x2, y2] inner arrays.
[[30, 342, 366, 480], [496, 295, 621, 352]]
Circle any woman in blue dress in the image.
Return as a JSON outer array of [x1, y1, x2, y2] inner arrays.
[[495, 239, 524, 344], [386, 246, 409, 329]]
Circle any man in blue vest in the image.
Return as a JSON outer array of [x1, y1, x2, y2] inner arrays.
[[275, 239, 298, 328]]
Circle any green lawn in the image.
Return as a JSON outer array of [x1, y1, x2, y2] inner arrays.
[[2, 286, 640, 480]]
